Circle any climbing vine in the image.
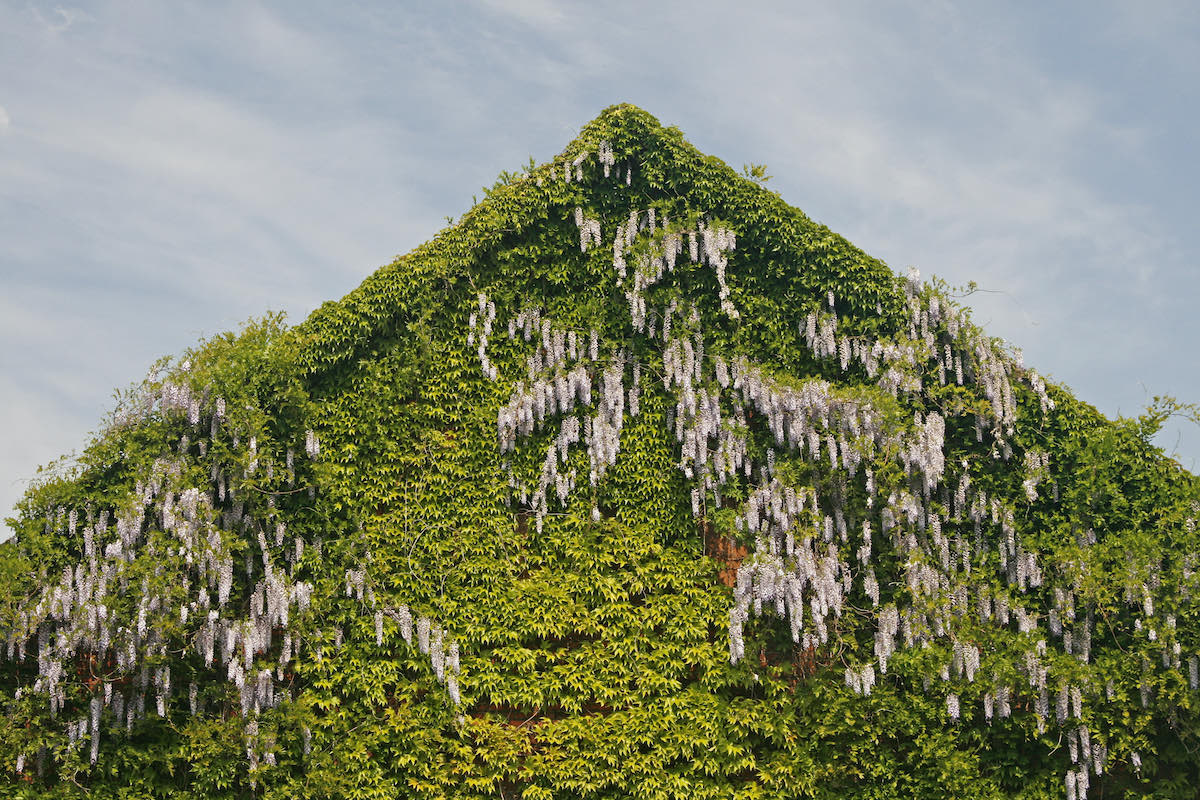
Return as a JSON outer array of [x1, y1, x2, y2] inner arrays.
[[2, 104, 1198, 799]]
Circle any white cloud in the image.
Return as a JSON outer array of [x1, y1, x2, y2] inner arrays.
[[31, 5, 86, 34], [477, 0, 567, 31], [0, 105, 9, 132]]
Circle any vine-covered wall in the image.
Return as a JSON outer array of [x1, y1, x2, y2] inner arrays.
[[2, 104, 1199, 799]]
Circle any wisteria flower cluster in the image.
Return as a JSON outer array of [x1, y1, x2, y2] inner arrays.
[[3, 368, 460, 778]]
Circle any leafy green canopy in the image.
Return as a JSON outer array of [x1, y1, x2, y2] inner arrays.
[[3, 105, 1199, 799]]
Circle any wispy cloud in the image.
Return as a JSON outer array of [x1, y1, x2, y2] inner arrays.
[[477, 0, 568, 31], [30, 5, 87, 34]]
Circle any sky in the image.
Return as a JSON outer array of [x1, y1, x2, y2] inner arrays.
[[2, 1, 1198, 534]]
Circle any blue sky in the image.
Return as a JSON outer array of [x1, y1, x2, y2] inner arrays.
[[2, 1, 1199, 532]]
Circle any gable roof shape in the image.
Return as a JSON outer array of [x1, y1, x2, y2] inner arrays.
[[292, 104, 901, 382]]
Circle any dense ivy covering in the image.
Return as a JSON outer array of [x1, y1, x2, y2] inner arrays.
[[4, 105, 1200, 799]]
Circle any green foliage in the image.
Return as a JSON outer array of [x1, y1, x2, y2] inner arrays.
[[3, 104, 1199, 799], [741, 163, 773, 187]]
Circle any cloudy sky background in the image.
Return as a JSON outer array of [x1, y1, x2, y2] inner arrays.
[[2, 1, 1198, 532]]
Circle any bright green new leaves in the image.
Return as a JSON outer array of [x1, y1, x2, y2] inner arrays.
[[3, 104, 1199, 800]]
